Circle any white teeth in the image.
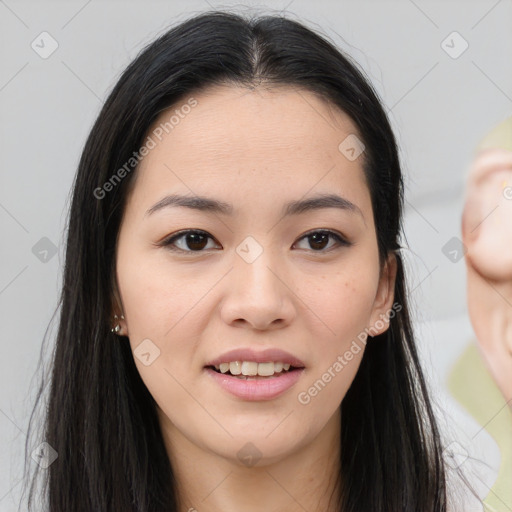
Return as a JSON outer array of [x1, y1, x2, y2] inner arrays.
[[274, 362, 283, 372], [257, 362, 274, 376], [241, 361, 258, 376], [212, 361, 295, 376], [229, 361, 242, 375]]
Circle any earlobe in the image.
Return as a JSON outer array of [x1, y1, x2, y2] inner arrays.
[[368, 252, 398, 336], [111, 314, 127, 335], [110, 281, 128, 336]]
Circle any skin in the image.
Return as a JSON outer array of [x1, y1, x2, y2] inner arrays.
[[112, 84, 397, 512], [462, 148, 512, 405]]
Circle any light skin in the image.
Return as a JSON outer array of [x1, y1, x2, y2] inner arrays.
[[462, 148, 512, 405], [112, 84, 397, 512]]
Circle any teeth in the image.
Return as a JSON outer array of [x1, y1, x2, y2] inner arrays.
[[257, 362, 274, 376], [212, 361, 295, 376], [241, 361, 258, 376], [229, 361, 242, 375]]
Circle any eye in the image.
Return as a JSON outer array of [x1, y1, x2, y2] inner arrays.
[[158, 228, 352, 254], [293, 229, 352, 252], [159, 229, 220, 253]]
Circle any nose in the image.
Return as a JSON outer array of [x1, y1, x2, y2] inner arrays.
[[220, 246, 295, 331]]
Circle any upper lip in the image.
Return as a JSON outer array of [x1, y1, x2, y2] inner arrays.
[[205, 348, 306, 368]]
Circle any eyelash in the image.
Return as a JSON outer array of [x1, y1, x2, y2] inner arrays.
[[158, 229, 352, 255]]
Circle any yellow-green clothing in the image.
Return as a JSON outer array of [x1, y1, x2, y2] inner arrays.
[[476, 116, 512, 152], [447, 342, 512, 511]]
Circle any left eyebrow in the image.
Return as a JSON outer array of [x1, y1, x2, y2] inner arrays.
[[283, 193, 364, 221], [144, 192, 365, 223]]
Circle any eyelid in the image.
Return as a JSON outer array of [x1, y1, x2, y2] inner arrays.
[[295, 228, 352, 249], [157, 229, 220, 251], [157, 228, 352, 254]]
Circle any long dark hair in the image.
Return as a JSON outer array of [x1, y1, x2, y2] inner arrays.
[[23, 9, 448, 511]]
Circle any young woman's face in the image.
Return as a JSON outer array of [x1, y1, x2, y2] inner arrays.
[[115, 84, 396, 466]]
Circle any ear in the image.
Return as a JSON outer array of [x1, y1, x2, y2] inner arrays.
[[367, 252, 398, 336]]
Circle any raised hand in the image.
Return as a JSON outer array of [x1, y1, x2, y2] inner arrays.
[[462, 148, 512, 404]]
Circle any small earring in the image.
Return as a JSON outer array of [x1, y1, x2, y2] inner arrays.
[[111, 314, 125, 334]]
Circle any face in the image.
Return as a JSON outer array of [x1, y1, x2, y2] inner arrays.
[[114, 84, 396, 467]]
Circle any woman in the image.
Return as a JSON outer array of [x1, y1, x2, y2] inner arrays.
[[23, 10, 458, 511]]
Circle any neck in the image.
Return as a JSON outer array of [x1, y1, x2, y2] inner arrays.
[[158, 408, 342, 512]]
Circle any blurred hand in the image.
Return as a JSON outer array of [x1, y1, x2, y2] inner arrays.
[[462, 148, 512, 404]]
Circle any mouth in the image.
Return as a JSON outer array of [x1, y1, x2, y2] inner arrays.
[[204, 363, 305, 401], [203, 348, 306, 400], [206, 361, 304, 379]]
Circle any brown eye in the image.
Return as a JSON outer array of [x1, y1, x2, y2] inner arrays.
[[294, 230, 351, 252], [161, 230, 219, 253], [159, 228, 351, 254]]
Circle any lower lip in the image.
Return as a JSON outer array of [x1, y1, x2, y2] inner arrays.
[[204, 367, 305, 401]]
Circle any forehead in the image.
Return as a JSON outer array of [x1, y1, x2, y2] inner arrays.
[[131, 84, 369, 208]]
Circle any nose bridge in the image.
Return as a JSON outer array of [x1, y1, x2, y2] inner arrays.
[[234, 234, 282, 299], [220, 234, 293, 329]]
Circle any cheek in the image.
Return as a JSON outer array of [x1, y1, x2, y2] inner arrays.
[[116, 254, 208, 422], [115, 252, 202, 402], [293, 258, 379, 398], [116, 250, 212, 341], [298, 260, 379, 345]]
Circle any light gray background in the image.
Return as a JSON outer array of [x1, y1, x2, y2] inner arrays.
[[1, 0, 511, 509]]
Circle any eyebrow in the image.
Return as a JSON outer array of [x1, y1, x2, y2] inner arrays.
[[145, 193, 365, 221]]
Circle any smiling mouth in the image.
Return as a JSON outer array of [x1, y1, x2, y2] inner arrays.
[[206, 362, 303, 379]]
